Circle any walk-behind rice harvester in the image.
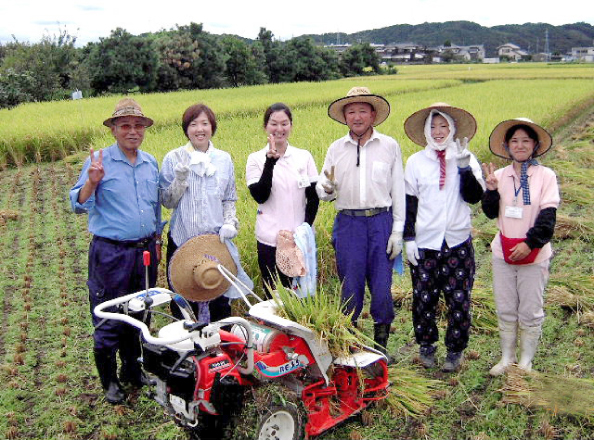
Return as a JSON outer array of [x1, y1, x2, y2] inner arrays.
[[94, 240, 390, 439]]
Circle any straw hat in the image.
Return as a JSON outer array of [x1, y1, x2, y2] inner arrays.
[[276, 230, 306, 277], [103, 98, 154, 128], [328, 87, 390, 126], [404, 102, 477, 146], [168, 234, 237, 302], [489, 118, 552, 160]]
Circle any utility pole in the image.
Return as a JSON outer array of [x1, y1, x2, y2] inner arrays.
[[544, 29, 550, 62]]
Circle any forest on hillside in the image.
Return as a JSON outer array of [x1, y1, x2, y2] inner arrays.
[[306, 21, 594, 57]]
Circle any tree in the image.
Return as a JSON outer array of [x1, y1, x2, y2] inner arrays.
[[281, 37, 339, 82], [257, 28, 284, 83], [339, 43, 380, 77], [86, 28, 158, 94], [154, 23, 226, 91], [0, 28, 79, 103], [220, 36, 267, 87]]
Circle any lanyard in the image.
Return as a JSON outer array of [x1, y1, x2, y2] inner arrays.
[[511, 176, 522, 205]]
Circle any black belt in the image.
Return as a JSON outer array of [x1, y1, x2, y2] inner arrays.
[[340, 207, 389, 217], [94, 235, 154, 249]]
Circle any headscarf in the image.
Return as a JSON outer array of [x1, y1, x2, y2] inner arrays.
[[424, 109, 456, 152], [424, 110, 456, 190]]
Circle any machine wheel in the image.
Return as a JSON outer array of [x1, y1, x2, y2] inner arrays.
[[231, 382, 306, 440], [257, 403, 304, 440]]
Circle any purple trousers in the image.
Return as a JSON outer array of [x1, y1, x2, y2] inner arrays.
[[332, 211, 395, 325]]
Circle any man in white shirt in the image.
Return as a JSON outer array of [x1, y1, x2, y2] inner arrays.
[[317, 87, 405, 360]]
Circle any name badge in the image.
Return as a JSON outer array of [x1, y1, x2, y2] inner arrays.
[[298, 176, 310, 189], [505, 206, 523, 219]]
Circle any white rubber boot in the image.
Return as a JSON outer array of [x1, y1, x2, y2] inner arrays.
[[489, 320, 517, 376], [518, 324, 542, 372]]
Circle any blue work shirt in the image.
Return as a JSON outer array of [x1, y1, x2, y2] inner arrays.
[[70, 143, 164, 241]]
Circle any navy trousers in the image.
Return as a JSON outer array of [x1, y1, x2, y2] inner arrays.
[[410, 237, 474, 353], [88, 236, 158, 352], [332, 211, 395, 325]]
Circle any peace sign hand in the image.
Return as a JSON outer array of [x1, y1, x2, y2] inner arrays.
[[455, 137, 471, 168], [88, 148, 105, 185], [266, 134, 281, 160], [321, 165, 336, 194], [481, 162, 498, 191]]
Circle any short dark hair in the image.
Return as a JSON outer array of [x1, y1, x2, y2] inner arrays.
[[182, 104, 217, 138], [263, 103, 292, 128], [504, 124, 539, 144]]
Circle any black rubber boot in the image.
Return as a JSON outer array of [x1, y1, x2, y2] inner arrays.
[[419, 344, 436, 368], [119, 331, 145, 388], [94, 348, 126, 404], [374, 323, 393, 364], [442, 351, 464, 373]]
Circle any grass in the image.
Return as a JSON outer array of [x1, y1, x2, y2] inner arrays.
[[0, 63, 594, 439]]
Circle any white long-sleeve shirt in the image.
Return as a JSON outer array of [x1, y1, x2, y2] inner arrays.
[[316, 129, 405, 232], [404, 144, 485, 250]]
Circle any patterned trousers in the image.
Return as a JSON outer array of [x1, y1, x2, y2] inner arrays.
[[410, 237, 474, 353]]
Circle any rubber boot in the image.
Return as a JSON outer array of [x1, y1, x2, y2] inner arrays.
[[518, 324, 541, 372], [442, 351, 464, 373], [94, 348, 126, 404], [119, 331, 145, 388], [489, 320, 518, 376], [419, 344, 436, 369], [373, 323, 393, 364]]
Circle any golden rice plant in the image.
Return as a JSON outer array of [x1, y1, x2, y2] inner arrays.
[[580, 311, 594, 328], [547, 274, 594, 313], [554, 213, 594, 240], [500, 365, 594, 419]]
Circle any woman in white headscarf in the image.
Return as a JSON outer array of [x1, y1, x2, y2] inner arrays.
[[160, 103, 252, 322], [403, 103, 485, 372]]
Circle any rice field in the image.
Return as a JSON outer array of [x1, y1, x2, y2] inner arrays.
[[1, 62, 594, 439]]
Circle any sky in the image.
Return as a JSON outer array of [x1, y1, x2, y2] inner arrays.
[[1, 0, 593, 47]]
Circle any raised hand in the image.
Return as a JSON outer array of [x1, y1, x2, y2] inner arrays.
[[322, 165, 336, 194], [266, 134, 281, 160], [88, 148, 105, 185], [481, 162, 498, 191], [455, 137, 471, 168]]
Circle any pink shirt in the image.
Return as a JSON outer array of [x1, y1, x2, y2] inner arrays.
[[246, 145, 318, 246], [490, 164, 560, 263]]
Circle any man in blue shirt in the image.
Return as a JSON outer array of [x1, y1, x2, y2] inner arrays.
[[70, 98, 164, 404]]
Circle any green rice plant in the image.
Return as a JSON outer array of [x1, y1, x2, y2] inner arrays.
[[271, 279, 375, 357], [383, 366, 442, 418]]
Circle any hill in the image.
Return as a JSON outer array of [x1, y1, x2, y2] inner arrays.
[[304, 21, 594, 57]]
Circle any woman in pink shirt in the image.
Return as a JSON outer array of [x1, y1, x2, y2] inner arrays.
[[482, 118, 560, 375], [246, 103, 319, 296]]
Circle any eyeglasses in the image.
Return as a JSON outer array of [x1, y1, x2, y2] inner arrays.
[[115, 123, 147, 132]]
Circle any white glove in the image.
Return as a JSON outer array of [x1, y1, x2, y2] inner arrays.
[[321, 166, 336, 194], [174, 162, 190, 182], [455, 137, 471, 169], [405, 240, 420, 266], [386, 231, 403, 260], [219, 224, 238, 243]]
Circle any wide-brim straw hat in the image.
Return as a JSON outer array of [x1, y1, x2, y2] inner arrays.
[[404, 102, 477, 146], [168, 234, 237, 302], [328, 86, 390, 126], [103, 98, 154, 128], [489, 118, 552, 160]]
